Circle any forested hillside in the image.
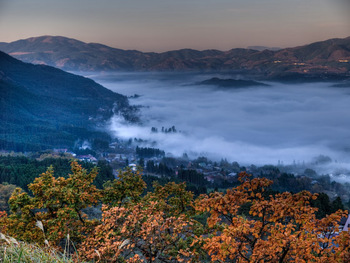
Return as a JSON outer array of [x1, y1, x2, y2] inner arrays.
[[0, 51, 137, 151]]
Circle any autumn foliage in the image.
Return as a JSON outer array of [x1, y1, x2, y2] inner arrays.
[[80, 202, 202, 262], [0, 164, 350, 262], [3, 161, 100, 247], [196, 172, 350, 262]]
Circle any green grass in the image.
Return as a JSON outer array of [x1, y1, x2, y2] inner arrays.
[[0, 243, 76, 263], [0, 233, 77, 263]]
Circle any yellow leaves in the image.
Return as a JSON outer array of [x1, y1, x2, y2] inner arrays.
[[102, 168, 146, 207], [144, 181, 195, 218], [3, 161, 102, 248]]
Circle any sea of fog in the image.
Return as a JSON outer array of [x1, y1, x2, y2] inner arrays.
[[89, 72, 350, 172]]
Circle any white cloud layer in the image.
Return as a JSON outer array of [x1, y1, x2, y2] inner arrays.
[[92, 72, 350, 166]]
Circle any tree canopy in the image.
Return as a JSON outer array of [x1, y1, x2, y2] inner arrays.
[[0, 164, 349, 262]]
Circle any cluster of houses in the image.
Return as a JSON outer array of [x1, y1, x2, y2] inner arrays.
[[53, 148, 97, 163]]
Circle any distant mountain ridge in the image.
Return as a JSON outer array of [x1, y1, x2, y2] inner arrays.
[[247, 46, 281, 51], [0, 50, 134, 151], [1, 36, 350, 78]]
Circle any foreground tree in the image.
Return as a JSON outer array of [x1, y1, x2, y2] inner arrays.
[[1, 165, 350, 262], [101, 168, 146, 207], [80, 182, 205, 262], [196, 172, 350, 262], [144, 181, 195, 217], [3, 161, 100, 247], [80, 202, 204, 262]]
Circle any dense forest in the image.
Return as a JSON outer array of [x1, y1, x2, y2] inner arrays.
[[0, 154, 348, 217], [0, 156, 114, 191]]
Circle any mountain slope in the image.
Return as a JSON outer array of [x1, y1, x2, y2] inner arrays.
[[0, 51, 133, 151], [0, 35, 349, 76], [0, 36, 146, 71]]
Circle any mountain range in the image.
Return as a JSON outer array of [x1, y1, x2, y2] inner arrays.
[[0, 36, 349, 79], [0, 51, 134, 152]]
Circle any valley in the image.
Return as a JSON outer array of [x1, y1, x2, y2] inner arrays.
[[1, 1, 350, 261]]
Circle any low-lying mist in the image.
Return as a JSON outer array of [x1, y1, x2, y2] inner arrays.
[[91, 72, 350, 170]]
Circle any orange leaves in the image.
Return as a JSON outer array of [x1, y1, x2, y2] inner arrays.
[[80, 181, 203, 262], [195, 172, 350, 262], [197, 173, 275, 229], [2, 167, 350, 262], [80, 202, 202, 262]]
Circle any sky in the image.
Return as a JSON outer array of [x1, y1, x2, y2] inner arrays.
[[0, 0, 349, 51]]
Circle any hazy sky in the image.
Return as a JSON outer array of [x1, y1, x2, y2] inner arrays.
[[0, 0, 349, 51]]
